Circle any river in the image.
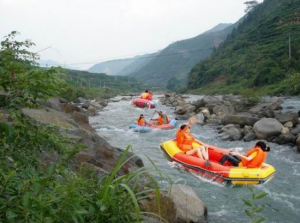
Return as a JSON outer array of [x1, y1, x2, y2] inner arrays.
[[89, 95, 300, 223]]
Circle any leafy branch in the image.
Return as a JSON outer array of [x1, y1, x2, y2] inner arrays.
[[243, 186, 268, 223]]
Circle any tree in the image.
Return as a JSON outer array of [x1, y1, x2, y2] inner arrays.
[[0, 31, 65, 111], [244, 1, 259, 13]]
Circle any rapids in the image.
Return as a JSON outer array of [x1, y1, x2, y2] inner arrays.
[[89, 95, 300, 223]]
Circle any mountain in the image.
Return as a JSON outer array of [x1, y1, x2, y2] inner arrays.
[[116, 52, 159, 76], [39, 60, 82, 70], [188, 0, 300, 95], [88, 58, 134, 75], [127, 23, 233, 89]]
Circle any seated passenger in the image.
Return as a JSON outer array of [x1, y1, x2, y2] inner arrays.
[[137, 114, 149, 126], [176, 117, 209, 163], [140, 90, 150, 99], [146, 91, 153, 100], [218, 141, 270, 168], [151, 111, 170, 125]]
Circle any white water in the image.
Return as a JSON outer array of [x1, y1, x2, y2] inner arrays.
[[90, 95, 300, 223]]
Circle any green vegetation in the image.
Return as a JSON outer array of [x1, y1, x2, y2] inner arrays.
[[243, 186, 268, 223], [60, 69, 146, 101], [187, 0, 300, 95], [0, 32, 168, 222]]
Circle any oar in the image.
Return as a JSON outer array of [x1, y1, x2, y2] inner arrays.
[[148, 110, 157, 124]]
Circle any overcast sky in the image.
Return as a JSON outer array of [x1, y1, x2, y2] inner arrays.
[[0, 0, 262, 69]]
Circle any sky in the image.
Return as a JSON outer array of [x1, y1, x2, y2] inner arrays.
[[0, 0, 262, 70]]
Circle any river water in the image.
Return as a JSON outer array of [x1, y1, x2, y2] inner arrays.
[[89, 95, 300, 223]]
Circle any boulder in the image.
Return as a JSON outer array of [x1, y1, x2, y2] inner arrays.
[[140, 184, 207, 223], [249, 102, 282, 114], [175, 106, 187, 115], [74, 97, 87, 104], [170, 184, 207, 223], [22, 107, 144, 176], [274, 133, 296, 145], [243, 133, 257, 142], [284, 121, 294, 128], [296, 135, 300, 152], [212, 103, 235, 118], [291, 125, 300, 136], [183, 104, 196, 113], [197, 108, 210, 119], [253, 118, 284, 139], [221, 115, 260, 127], [218, 126, 242, 141], [275, 113, 299, 126], [201, 95, 221, 105], [195, 113, 205, 124], [139, 191, 176, 223]]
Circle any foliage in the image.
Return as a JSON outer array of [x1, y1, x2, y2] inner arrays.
[[243, 186, 268, 223], [187, 0, 300, 96], [244, 1, 259, 13], [0, 32, 169, 222], [0, 136, 168, 222], [59, 69, 147, 101], [0, 31, 65, 111]]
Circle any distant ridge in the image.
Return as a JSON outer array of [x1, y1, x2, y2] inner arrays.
[[126, 23, 233, 88]]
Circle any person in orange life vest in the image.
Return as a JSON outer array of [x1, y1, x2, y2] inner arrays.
[[146, 91, 153, 100], [176, 117, 209, 160], [140, 90, 150, 99], [137, 114, 149, 126], [151, 111, 169, 125], [218, 141, 270, 167]]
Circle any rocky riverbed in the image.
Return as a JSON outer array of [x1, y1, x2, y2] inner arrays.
[[159, 93, 300, 152]]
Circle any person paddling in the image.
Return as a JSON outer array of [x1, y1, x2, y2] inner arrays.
[[151, 111, 169, 125], [137, 114, 149, 126]]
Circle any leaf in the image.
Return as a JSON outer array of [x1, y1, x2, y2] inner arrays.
[[253, 217, 266, 223], [71, 213, 79, 223], [243, 199, 253, 207], [0, 122, 14, 139], [254, 206, 263, 213], [254, 192, 268, 200], [6, 211, 17, 220], [245, 209, 253, 218], [22, 192, 30, 207]]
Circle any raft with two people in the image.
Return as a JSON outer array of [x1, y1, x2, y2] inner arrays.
[[129, 110, 178, 132], [160, 139, 276, 185]]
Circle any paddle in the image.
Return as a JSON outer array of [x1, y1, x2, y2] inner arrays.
[[148, 110, 157, 124]]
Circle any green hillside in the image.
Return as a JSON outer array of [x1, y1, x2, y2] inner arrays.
[[128, 24, 233, 89], [188, 0, 300, 95], [60, 69, 146, 100], [88, 58, 134, 75]]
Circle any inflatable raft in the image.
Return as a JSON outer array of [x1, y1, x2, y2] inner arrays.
[[131, 98, 157, 108], [160, 139, 276, 185], [129, 119, 177, 133]]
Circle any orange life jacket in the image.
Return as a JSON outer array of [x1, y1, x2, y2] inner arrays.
[[176, 129, 195, 151], [140, 92, 149, 99], [158, 116, 164, 125], [158, 114, 169, 125], [137, 117, 146, 126], [147, 94, 153, 100], [241, 147, 267, 168]]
